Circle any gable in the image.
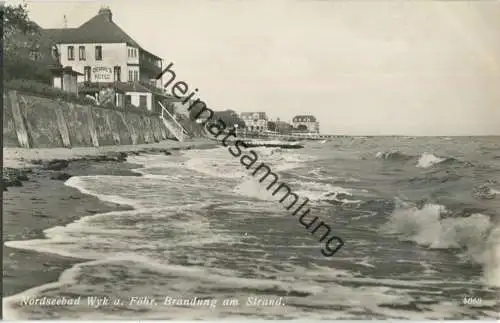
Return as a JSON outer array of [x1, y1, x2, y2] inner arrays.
[[41, 8, 161, 59]]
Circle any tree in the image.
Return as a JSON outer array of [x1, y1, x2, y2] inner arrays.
[[3, 3, 57, 83], [213, 110, 245, 129], [4, 3, 41, 55], [297, 124, 308, 132], [188, 102, 211, 121], [276, 121, 292, 134]]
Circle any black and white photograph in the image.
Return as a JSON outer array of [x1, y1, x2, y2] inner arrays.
[[2, 0, 499, 320]]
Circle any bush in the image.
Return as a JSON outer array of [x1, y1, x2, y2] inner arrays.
[[4, 55, 54, 84], [124, 103, 158, 116], [5, 79, 97, 106]]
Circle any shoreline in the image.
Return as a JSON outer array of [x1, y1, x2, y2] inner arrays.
[[3, 138, 218, 190], [2, 139, 217, 298], [3, 138, 217, 169]]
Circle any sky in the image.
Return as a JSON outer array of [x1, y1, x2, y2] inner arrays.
[[14, 0, 500, 135]]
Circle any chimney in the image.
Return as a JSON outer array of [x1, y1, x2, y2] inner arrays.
[[98, 6, 112, 22]]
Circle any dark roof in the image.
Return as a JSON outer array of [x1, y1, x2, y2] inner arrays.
[[115, 82, 182, 101], [79, 82, 151, 94], [50, 66, 83, 76], [78, 82, 124, 94], [42, 8, 160, 59], [136, 82, 182, 101], [292, 115, 317, 122], [115, 82, 151, 93]]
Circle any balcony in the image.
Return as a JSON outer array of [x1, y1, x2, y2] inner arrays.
[[139, 56, 162, 78]]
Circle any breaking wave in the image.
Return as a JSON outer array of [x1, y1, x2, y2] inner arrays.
[[415, 153, 447, 168], [381, 202, 500, 287], [376, 151, 473, 169], [375, 151, 414, 161]]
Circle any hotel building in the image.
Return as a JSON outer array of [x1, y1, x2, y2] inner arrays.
[[44, 7, 163, 86], [42, 7, 171, 111]]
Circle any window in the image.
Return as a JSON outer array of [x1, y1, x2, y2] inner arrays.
[[139, 95, 147, 109], [113, 66, 121, 82], [67, 46, 74, 60], [125, 95, 132, 106], [133, 71, 138, 81], [128, 71, 133, 82], [95, 45, 102, 60], [84, 66, 91, 82], [78, 46, 86, 60], [129, 48, 137, 58], [29, 50, 41, 61]]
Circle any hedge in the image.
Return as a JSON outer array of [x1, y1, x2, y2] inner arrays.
[[4, 79, 159, 117], [5, 79, 97, 106], [3, 54, 54, 85]]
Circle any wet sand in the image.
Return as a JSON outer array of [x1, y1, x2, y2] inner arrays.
[[3, 139, 216, 168], [2, 139, 218, 297]]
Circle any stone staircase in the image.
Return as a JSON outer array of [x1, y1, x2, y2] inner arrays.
[[158, 101, 188, 142]]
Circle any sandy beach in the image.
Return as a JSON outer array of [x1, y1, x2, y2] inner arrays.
[[3, 139, 217, 169], [2, 139, 218, 297], [3, 136, 499, 319]]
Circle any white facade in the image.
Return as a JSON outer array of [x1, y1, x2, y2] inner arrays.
[[52, 69, 80, 95], [241, 112, 268, 132], [53, 76, 62, 89], [55, 42, 162, 88], [57, 43, 125, 83], [126, 92, 153, 111]]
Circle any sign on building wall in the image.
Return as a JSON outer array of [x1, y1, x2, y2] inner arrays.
[[92, 66, 113, 81]]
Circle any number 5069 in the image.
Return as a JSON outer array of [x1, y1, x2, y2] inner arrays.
[[463, 297, 482, 305]]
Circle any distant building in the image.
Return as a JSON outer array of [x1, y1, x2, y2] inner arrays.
[[50, 66, 83, 95], [240, 112, 268, 132], [292, 115, 319, 133], [275, 121, 293, 134], [42, 7, 163, 87]]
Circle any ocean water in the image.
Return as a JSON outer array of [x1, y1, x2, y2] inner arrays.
[[3, 137, 500, 319]]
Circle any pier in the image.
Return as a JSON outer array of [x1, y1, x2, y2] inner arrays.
[[236, 131, 341, 141]]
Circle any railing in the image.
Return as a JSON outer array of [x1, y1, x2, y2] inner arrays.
[[237, 130, 333, 141], [158, 101, 188, 142]]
